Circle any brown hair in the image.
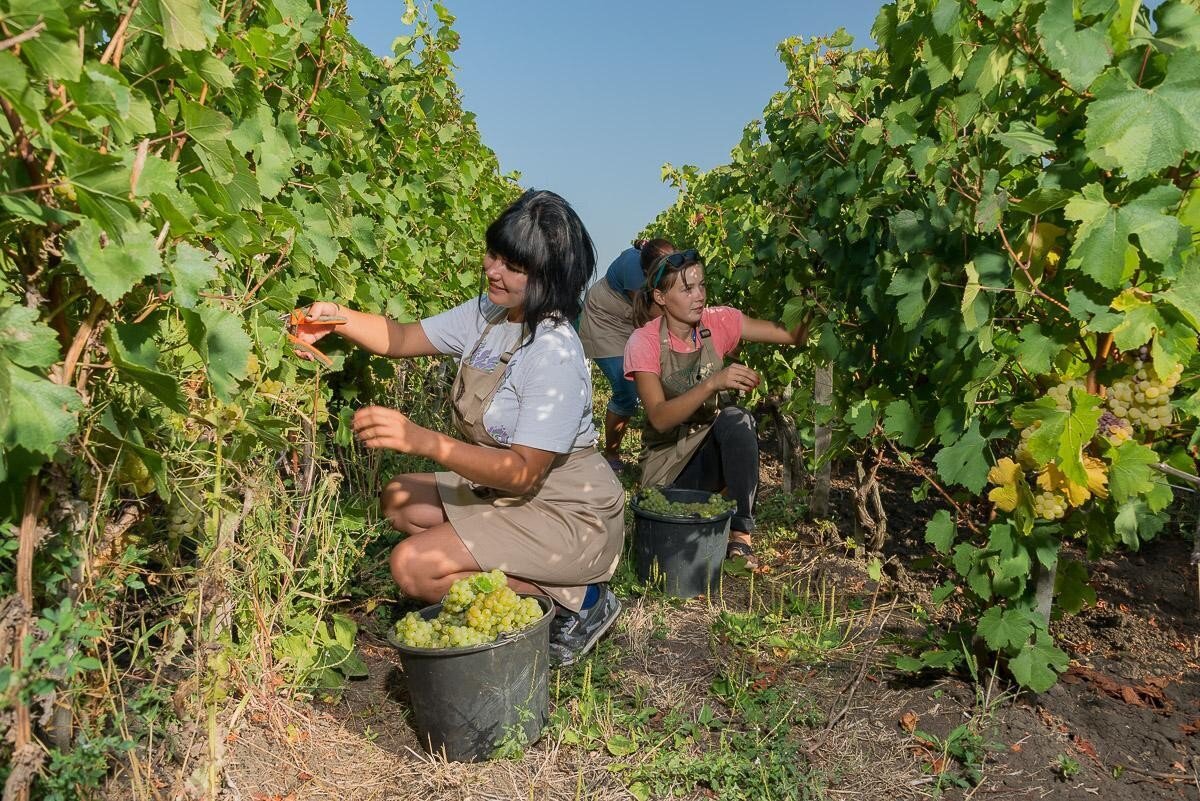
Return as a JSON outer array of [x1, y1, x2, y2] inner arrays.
[[632, 246, 702, 327]]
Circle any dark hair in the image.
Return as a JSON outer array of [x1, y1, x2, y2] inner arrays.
[[638, 238, 675, 274], [632, 247, 703, 327], [483, 189, 596, 342]]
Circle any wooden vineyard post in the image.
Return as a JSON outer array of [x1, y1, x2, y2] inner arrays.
[[811, 364, 833, 519]]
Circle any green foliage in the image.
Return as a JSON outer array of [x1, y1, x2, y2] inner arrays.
[[644, 0, 1200, 691], [0, 0, 517, 792]]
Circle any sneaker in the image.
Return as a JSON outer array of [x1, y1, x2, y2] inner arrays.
[[548, 585, 622, 667]]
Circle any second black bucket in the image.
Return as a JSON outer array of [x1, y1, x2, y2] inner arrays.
[[631, 488, 733, 598], [389, 595, 553, 762]]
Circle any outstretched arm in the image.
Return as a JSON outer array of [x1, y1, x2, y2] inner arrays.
[[739, 315, 810, 346], [292, 301, 440, 360]]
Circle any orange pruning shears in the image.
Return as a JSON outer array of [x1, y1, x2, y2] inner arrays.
[[282, 308, 347, 366]]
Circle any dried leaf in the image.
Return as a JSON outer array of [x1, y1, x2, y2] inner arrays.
[[900, 711, 919, 733]]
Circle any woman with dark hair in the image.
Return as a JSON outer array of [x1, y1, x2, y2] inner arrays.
[[295, 189, 624, 666], [624, 249, 808, 568], [578, 238, 676, 472]]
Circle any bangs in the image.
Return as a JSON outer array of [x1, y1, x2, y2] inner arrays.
[[486, 215, 549, 276]]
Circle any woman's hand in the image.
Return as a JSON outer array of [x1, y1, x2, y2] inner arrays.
[[707, 364, 761, 394], [352, 406, 429, 454], [291, 301, 344, 360]]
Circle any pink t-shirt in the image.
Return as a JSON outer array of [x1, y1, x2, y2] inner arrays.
[[624, 306, 744, 379]]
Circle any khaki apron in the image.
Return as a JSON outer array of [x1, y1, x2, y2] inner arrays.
[[638, 318, 724, 488], [578, 278, 635, 359], [435, 317, 626, 611]]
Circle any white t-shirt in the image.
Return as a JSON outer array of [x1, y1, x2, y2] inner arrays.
[[421, 296, 597, 453]]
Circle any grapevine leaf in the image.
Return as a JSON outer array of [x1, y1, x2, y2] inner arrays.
[[3, 365, 81, 458], [884, 399, 921, 447], [1014, 323, 1069, 375], [71, 65, 155, 143], [1160, 264, 1200, 332], [158, 0, 212, 52], [0, 52, 45, 126], [1109, 289, 1165, 351], [932, 581, 958, 603], [886, 267, 929, 329], [924, 509, 956, 555], [0, 195, 79, 226], [182, 306, 251, 403], [1009, 634, 1069, 692], [170, 244, 220, 309], [21, 28, 83, 83], [0, 305, 61, 368], [1013, 389, 1102, 484], [987, 457, 1026, 512], [847, 398, 876, 438], [1065, 184, 1184, 289], [993, 121, 1054, 164], [1084, 53, 1200, 182], [1145, 476, 1174, 513], [65, 219, 164, 304], [1150, 319, 1199, 379], [57, 140, 136, 231], [1106, 440, 1157, 503], [1136, 0, 1200, 53], [1113, 499, 1165, 549], [105, 328, 188, 414], [1054, 559, 1096, 614], [181, 99, 237, 179], [976, 606, 1034, 652], [934, 421, 990, 493], [1036, 0, 1112, 91]]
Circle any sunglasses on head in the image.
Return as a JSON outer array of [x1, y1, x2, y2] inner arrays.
[[649, 249, 701, 287]]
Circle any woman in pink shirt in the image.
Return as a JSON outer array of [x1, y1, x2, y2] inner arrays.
[[624, 249, 808, 567]]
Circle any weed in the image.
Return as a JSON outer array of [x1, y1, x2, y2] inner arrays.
[[1055, 753, 1081, 780]]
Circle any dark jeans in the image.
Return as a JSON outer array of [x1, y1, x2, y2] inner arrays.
[[671, 406, 758, 533]]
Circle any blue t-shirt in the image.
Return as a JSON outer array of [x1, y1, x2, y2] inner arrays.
[[604, 247, 645, 296]]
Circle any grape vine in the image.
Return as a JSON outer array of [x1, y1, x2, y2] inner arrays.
[[645, 0, 1200, 691]]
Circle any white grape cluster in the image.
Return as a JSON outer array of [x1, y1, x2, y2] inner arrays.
[[1032, 490, 1067, 520], [1015, 423, 1039, 469], [1045, 378, 1085, 411], [394, 569, 543, 650], [637, 487, 736, 518], [1107, 360, 1180, 433]]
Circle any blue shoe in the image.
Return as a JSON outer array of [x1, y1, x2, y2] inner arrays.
[[548, 585, 621, 667]]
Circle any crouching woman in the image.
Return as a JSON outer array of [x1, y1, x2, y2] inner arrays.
[[294, 190, 624, 665]]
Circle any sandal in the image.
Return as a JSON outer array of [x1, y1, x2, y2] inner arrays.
[[725, 540, 761, 570]]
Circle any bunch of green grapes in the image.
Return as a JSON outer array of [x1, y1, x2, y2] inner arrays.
[[394, 569, 544, 649], [1107, 359, 1180, 433], [465, 587, 543, 638], [1045, 378, 1085, 410], [1014, 422, 1039, 468], [637, 487, 736, 518], [1032, 489, 1067, 520]]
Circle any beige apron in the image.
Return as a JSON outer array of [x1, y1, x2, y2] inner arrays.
[[638, 318, 724, 487], [578, 278, 635, 359], [435, 317, 626, 611]]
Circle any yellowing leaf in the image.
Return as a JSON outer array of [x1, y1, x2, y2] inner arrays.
[[1083, 456, 1109, 500], [1036, 464, 1090, 507], [988, 457, 1024, 512]]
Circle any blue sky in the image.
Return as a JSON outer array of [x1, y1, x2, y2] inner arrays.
[[346, 1, 886, 272]]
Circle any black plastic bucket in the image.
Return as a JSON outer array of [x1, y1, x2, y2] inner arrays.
[[388, 594, 554, 761], [631, 488, 733, 598]]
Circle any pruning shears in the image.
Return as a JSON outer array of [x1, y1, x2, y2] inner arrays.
[[281, 308, 347, 366]]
